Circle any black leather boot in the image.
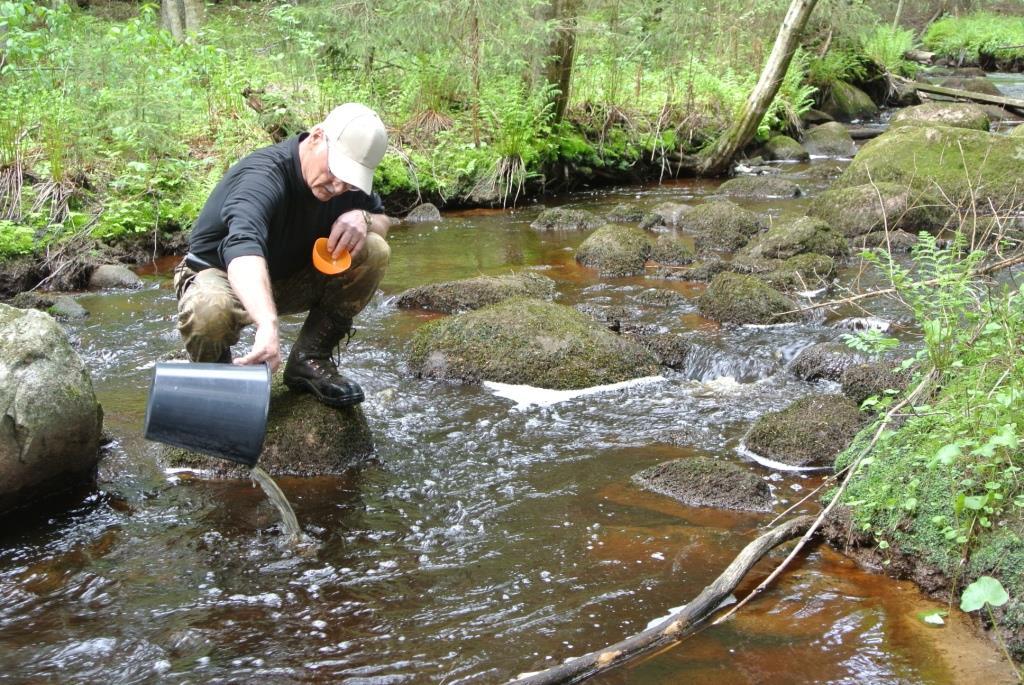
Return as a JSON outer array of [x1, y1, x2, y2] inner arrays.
[[283, 308, 364, 408]]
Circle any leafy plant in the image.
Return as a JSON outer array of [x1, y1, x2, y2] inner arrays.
[[861, 25, 917, 77]]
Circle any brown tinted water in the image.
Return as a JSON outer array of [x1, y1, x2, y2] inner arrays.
[[1, 143, 1020, 682]]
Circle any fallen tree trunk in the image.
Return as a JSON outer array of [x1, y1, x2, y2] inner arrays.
[[905, 49, 935, 65], [508, 515, 816, 684], [900, 78, 1024, 114]]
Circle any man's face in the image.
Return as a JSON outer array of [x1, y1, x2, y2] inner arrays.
[[304, 129, 352, 202]]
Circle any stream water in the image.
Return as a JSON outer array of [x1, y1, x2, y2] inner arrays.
[[3, 80, 1024, 683]]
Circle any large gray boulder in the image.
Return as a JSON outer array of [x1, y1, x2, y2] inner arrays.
[[0, 305, 103, 513], [802, 122, 857, 157], [408, 298, 659, 389], [632, 457, 772, 513], [88, 264, 142, 290], [165, 378, 374, 477], [890, 103, 991, 131], [396, 272, 555, 313], [807, 182, 951, 237], [745, 394, 865, 468], [404, 202, 442, 223]]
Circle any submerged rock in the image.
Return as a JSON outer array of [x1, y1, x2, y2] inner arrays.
[[575, 224, 652, 277], [745, 394, 865, 468], [684, 201, 767, 253], [396, 272, 555, 313], [851, 229, 920, 253], [819, 80, 879, 122], [739, 216, 849, 261], [890, 102, 990, 131], [808, 182, 951, 237], [717, 175, 802, 199], [841, 362, 911, 407], [605, 203, 645, 223], [88, 264, 142, 290], [632, 456, 772, 513], [404, 202, 442, 223], [762, 135, 810, 162], [790, 342, 866, 382], [834, 124, 1024, 210], [0, 305, 103, 514], [801, 122, 857, 157], [164, 378, 375, 477], [659, 258, 731, 282], [408, 298, 659, 389], [698, 273, 799, 326], [530, 206, 603, 232]]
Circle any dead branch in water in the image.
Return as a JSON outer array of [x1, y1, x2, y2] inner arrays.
[[508, 514, 815, 685]]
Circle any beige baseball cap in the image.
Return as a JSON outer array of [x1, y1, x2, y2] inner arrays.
[[322, 103, 387, 195]]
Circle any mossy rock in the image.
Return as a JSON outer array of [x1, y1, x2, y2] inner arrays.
[[820, 80, 879, 122], [697, 273, 800, 325], [605, 203, 644, 223], [739, 216, 849, 261], [530, 206, 603, 232], [889, 103, 990, 132], [801, 122, 857, 157], [746, 394, 865, 468], [164, 378, 375, 477], [762, 135, 810, 162], [790, 342, 866, 382], [808, 182, 951, 238], [88, 264, 143, 290], [939, 76, 1002, 97], [404, 202, 442, 223], [840, 362, 910, 407], [625, 330, 692, 369], [763, 253, 836, 292], [834, 124, 1024, 210], [575, 224, 652, 277], [396, 272, 555, 313], [657, 258, 731, 282], [717, 176, 802, 199], [684, 201, 767, 253], [649, 234, 694, 266], [632, 457, 772, 513], [408, 298, 660, 389], [851, 229, 919, 253], [647, 202, 692, 229]]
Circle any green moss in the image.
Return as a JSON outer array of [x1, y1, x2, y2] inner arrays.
[[649, 234, 694, 267], [764, 253, 836, 292], [808, 183, 951, 238], [396, 273, 556, 313], [530, 207, 603, 232], [747, 394, 865, 467], [762, 135, 809, 162], [697, 272, 800, 325], [717, 176, 802, 199], [834, 124, 1024, 209], [575, 224, 652, 277], [820, 80, 879, 122], [408, 297, 660, 389], [889, 103, 990, 132], [740, 216, 849, 260], [686, 201, 767, 253]]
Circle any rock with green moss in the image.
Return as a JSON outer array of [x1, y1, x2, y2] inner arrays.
[[605, 203, 644, 223], [739, 216, 849, 261], [408, 298, 660, 389], [530, 206, 603, 232], [164, 377, 375, 477], [820, 80, 879, 122], [717, 176, 802, 199], [762, 135, 810, 162], [890, 102, 990, 131], [649, 234, 694, 266], [851, 229, 919, 253], [684, 201, 767, 253], [939, 76, 1002, 96], [698, 273, 800, 325], [763, 253, 836, 292], [790, 342, 866, 382], [625, 330, 692, 369], [808, 183, 951, 237], [746, 394, 865, 468], [396, 272, 555, 313], [801, 122, 857, 157], [0, 305, 103, 513], [575, 224, 652, 277], [834, 124, 1024, 210], [840, 362, 910, 407], [632, 457, 772, 513], [658, 258, 731, 282]]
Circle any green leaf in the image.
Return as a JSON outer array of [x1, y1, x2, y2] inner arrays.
[[960, 576, 1009, 612], [963, 495, 988, 511], [934, 443, 961, 466]]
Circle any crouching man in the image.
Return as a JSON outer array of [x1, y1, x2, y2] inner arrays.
[[174, 103, 391, 408]]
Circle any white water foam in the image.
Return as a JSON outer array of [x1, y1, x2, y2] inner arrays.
[[735, 442, 833, 473], [484, 375, 666, 409]]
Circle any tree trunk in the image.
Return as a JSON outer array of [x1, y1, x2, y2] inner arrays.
[[161, 0, 202, 42], [543, 0, 581, 125], [892, 0, 905, 28], [697, 0, 819, 176]]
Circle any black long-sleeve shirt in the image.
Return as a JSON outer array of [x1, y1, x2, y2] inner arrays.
[[187, 133, 385, 279]]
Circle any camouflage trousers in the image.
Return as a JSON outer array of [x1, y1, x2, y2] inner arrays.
[[173, 233, 390, 362]]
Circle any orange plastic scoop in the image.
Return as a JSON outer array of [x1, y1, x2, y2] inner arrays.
[[312, 237, 352, 275]]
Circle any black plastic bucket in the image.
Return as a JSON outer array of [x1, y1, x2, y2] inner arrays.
[[144, 361, 271, 467]]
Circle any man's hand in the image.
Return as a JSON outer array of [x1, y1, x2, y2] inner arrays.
[[328, 209, 372, 258], [235, 320, 281, 371]]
